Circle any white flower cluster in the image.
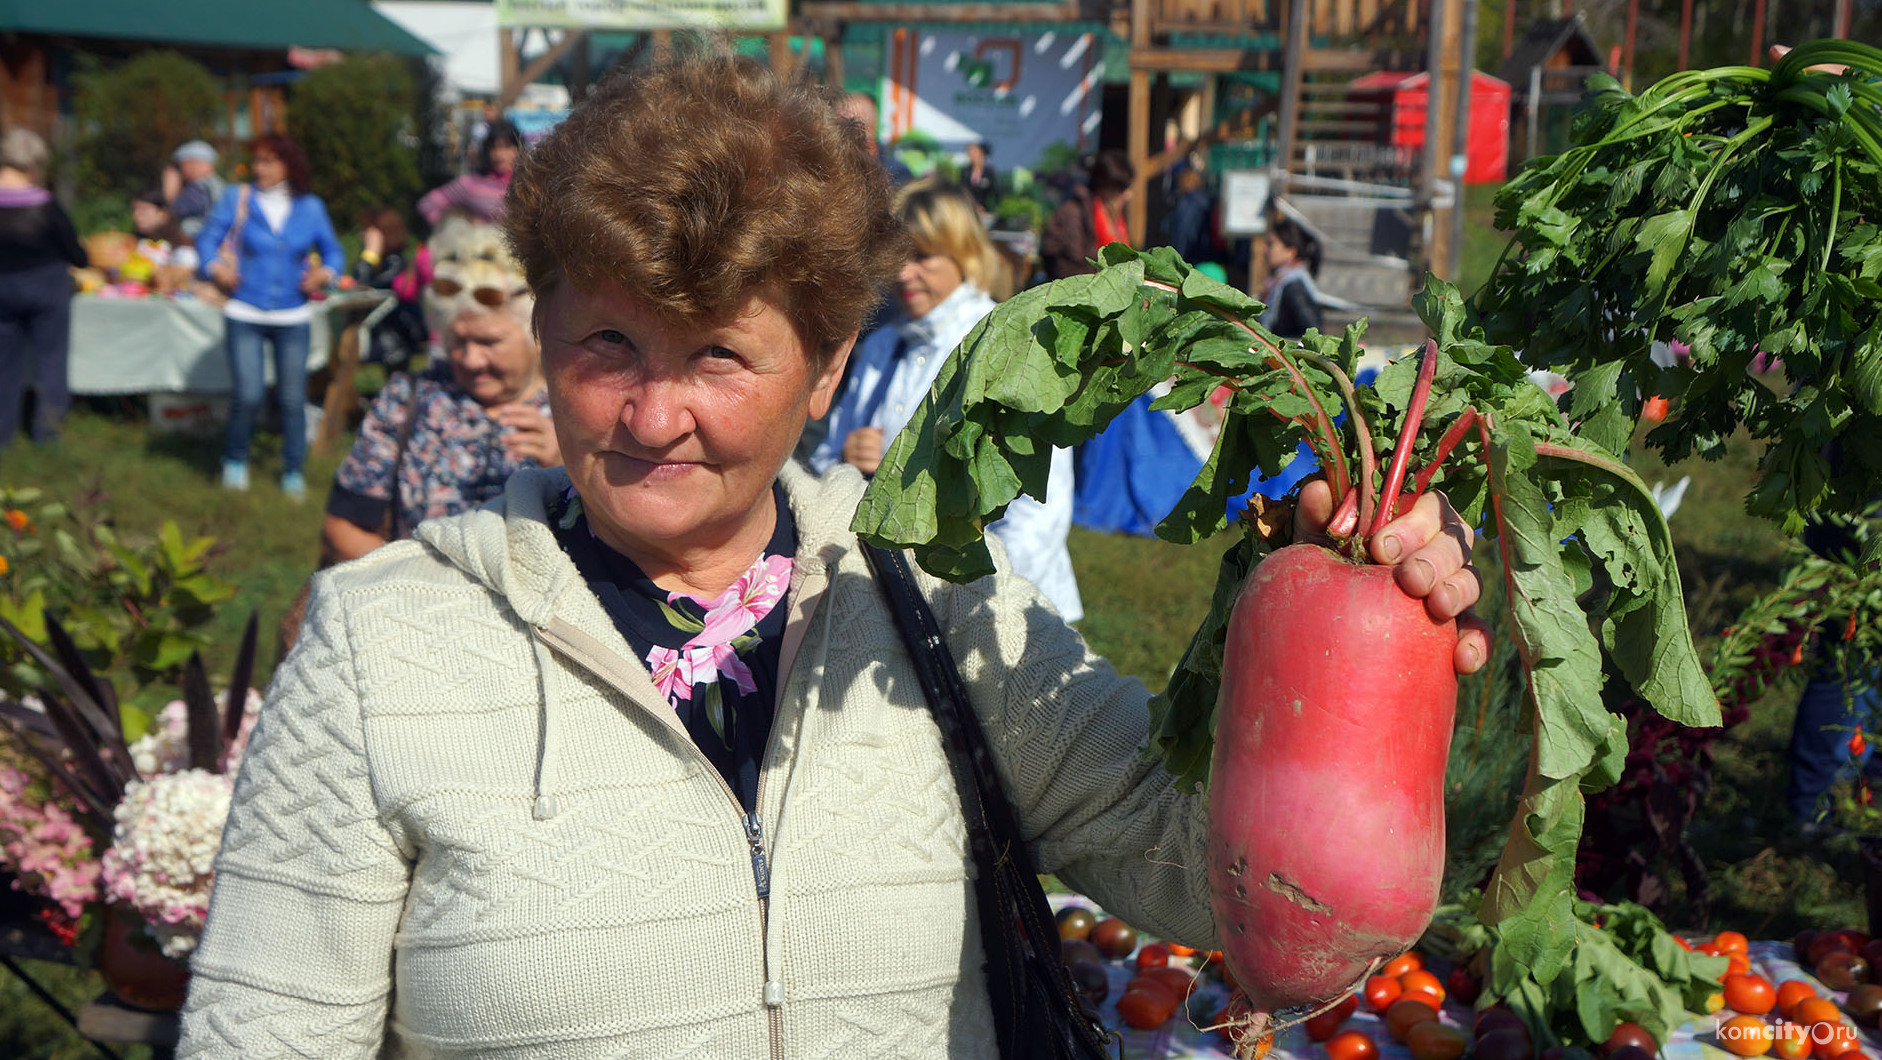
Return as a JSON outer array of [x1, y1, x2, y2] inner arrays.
[[101, 769, 234, 959], [127, 690, 263, 778]]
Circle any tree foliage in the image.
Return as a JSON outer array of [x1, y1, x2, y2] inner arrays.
[[287, 53, 423, 231], [71, 51, 221, 203]]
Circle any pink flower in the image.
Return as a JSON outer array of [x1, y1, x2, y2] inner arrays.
[[672, 553, 794, 647], [647, 645, 697, 702]]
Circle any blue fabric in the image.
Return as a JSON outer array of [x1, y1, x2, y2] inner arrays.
[[1072, 367, 1374, 538], [195, 185, 345, 311], [223, 318, 311, 474], [1072, 396, 1202, 537]]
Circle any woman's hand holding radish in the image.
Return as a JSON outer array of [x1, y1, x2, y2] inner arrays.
[[1292, 478, 1491, 676]]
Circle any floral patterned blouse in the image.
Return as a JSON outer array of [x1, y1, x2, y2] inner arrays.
[[549, 484, 796, 813], [327, 364, 552, 538]]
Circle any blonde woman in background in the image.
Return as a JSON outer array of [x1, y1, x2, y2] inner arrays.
[[808, 180, 1082, 621]]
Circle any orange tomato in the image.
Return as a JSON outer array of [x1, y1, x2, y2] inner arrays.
[[1117, 984, 1179, 1029], [1777, 980, 1819, 1020], [1406, 1021, 1469, 1060], [1398, 970, 1447, 1008], [1382, 953, 1424, 979], [1386, 999, 1441, 1042], [1364, 975, 1404, 1012], [1723, 974, 1777, 1016], [1772, 1022, 1813, 1060], [1168, 943, 1198, 957], [1795, 999, 1842, 1029], [1714, 931, 1751, 957], [1727, 953, 1752, 977], [1326, 1030, 1380, 1060], [1718, 1014, 1774, 1057]]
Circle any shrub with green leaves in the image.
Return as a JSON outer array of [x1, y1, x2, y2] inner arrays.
[[70, 51, 221, 204], [1476, 40, 1882, 539], [0, 488, 235, 729], [287, 53, 424, 232]]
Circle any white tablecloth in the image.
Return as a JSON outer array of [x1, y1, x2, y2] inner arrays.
[[66, 292, 388, 395]]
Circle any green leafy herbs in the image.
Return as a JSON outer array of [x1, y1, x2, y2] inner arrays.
[[850, 247, 1721, 980], [1475, 40, 1882, 537], [1424, 897, 1728, 1048]]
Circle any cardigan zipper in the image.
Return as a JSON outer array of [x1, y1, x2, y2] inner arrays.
[[533, 620, 794, 1059]]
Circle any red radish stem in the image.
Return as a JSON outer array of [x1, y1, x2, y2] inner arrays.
[[1294, 350, 1377, 542], [1368, 340, 1440, 538]]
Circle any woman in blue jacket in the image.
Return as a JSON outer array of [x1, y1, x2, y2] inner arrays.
[[196, 134, 344, 496]]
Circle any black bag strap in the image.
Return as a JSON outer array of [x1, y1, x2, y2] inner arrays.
[[861, 543, 1117, 1060]]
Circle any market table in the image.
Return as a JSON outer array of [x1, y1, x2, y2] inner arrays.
[[1047, 897, 1881, 1060], [65, 290, 391, 396]]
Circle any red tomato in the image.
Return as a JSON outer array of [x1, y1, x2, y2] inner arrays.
[[1363, 975, 1404, 1012], [1446, 966, 1481, 1004], [1813, 1025, 1861, 1060], [1714, 931, 1751, 957], [1326, 1030, 1381, 1060], [1135, 942, 1171, 971], [1382, 953, 1424, 979], [1398, 970, 1446, 1008], [1117, 984, 1179, 1029], [1723, 974, 1776, 1016], [1139, 967, 1196, 999]]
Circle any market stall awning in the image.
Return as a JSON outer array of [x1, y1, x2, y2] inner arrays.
[[0, 0, 436, 56]]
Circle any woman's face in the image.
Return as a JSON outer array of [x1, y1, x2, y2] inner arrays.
[[898, 247, 965, 321], [489, 140, 519, 176], [539, 282, 852, 567], [1265, 233, 1298, 271], [251, 151, 286, 190], [447, 310, 542, 406]]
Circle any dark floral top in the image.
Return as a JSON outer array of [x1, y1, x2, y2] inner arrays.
[[327, 364, 551, 538], [549, 484, 796, 813]]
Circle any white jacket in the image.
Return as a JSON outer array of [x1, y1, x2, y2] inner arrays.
[[179, 462, 1214, 1058], [810, 283, 1084, 622]]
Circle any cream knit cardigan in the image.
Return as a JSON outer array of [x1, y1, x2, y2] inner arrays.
[[178, 462, 1217, 1058]]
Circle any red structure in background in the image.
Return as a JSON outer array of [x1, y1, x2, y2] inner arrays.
[[1347, 70, 1513, 185]]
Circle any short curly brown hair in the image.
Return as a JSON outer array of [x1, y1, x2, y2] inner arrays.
[[504, 53, 908, 366]]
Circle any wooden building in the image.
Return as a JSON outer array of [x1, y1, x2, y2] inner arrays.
[[0, 0, 433, 146]]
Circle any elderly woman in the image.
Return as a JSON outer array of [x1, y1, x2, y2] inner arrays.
[[320, 278, 558, 562], [811, 180, 1080, 621], [180, 54, 1486, 1058]]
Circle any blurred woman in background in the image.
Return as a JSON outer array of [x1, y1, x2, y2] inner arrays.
[[418, 119, 522, 226], [0, 127, 85, 448], [811, 179, 1081, 621], [1042, 147, 1135, 280], [1259, 217, 1324, 339], [196, 133, 344, 497]]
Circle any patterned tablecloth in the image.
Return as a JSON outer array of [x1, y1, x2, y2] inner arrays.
[[1047, 900, 1879, 1060]]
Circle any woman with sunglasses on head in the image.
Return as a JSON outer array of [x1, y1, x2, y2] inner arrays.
[[195, 133, 344, 497], [320, 244, 558, 564]]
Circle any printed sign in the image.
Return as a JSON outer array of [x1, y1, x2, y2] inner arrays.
[[882, 29, 1102, 172], [496, 0, 785, 32]]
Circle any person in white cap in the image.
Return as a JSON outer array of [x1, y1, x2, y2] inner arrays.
[[162, 140, 224, 240]]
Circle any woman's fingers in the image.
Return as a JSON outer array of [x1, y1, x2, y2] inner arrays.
[[1454, 612, 1491, 675], [1291, 478, 1336, 543]]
